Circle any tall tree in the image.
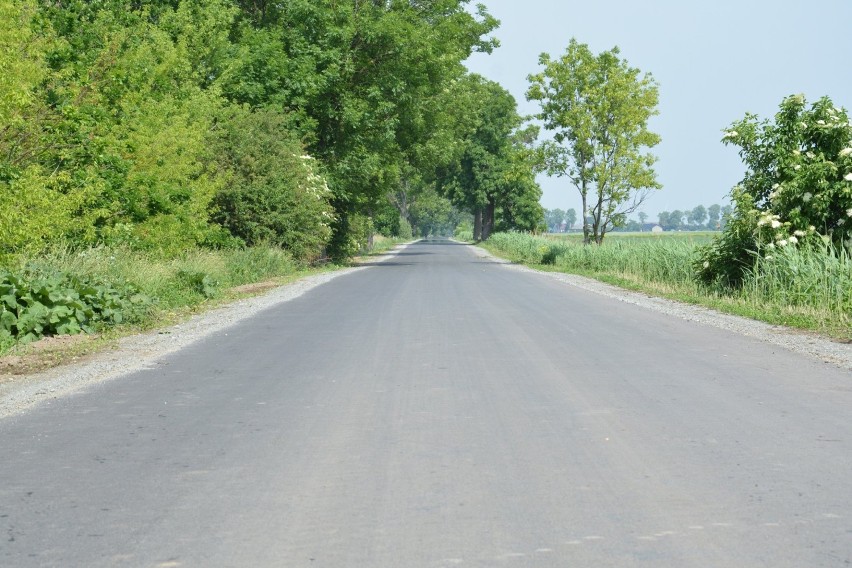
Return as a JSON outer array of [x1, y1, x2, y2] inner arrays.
[[669, 210, 684, 230], [438, 75, 541, 240], [707, 204, 721, 229], [690, 205, 707, 228], [545, 209, 565, 232], [223, 1, 499, 258], [527, 38, 661, 244], [565, 208, 577, 230]]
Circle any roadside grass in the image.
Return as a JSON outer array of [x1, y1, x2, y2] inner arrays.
[[483, 232, 852, 341], [360, 235, 409, 256], [0, 245, 332, 365], [0, 235, 411, 371]]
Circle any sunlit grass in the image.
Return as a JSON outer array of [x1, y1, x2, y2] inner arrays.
[[484, 232, 851, 340]]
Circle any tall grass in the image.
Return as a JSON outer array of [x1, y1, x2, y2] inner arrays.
[[27, 244, 302, 313], [488, 232, 698, 288], [747, 244, 852, 315], [485, 232, 851, 339]]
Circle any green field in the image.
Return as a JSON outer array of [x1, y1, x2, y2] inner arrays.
[[545, 231, 719, 243], [483, 232, 852, 341]]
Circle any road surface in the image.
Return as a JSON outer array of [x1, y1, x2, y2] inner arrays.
[[2, 239, 851, 567]]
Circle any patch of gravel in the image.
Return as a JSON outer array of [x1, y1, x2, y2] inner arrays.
[[0, 244, 411, 419], [470, 245, 852, 372]]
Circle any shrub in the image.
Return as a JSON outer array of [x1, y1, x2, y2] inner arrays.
[[210, 106, 334, 262], [700, 95, 852, 286]]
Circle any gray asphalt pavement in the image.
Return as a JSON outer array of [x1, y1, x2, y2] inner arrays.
[[1, 239, 851, 567]]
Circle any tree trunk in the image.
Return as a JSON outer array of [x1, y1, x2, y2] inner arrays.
[[482, 198, 495, 240], [474, 208, 483, 241], [581, 187, 590, 245]]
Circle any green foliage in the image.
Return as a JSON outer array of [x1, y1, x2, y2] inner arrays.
[[210, 105, 334, 262], [0, 168, 93, 262], [2, 0, 504, 264], [0, 266, 151, 343], [0, 0, 47, 129], [488, 232, 697, 285], [438, 75, 542, 239], [487, 231, 851, 338], [699, 95, 852, 286], [223, 246, 295, 284], [527, 38, 661, 243], [454, 220, 474, 242], [174, 270, 218, 300], [327, 213, 374, 261], [397, 217, 414, 240], [695, 190, 761, 287]]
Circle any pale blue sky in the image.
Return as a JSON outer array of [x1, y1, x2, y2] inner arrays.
[[464, 0, 852, 220]]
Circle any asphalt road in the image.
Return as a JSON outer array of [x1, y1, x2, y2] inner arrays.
[[2, 239, 851, 567]]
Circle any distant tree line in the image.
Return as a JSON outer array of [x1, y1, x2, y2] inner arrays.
[[543, 204, 732, 232], [543, 208, 578, 232], [655, 204, 732, 231]]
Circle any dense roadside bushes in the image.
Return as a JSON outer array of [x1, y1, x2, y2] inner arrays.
[[0, 0, 520, 266], [697, 95, 852, 287]]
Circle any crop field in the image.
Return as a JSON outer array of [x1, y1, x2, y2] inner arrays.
[[484, 232, 852, 340], [544, 231, 719, 244]]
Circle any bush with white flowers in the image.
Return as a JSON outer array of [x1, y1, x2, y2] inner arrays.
[[697, 94, 852, 286]]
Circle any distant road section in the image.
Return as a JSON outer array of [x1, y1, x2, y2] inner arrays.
[[2, 238, 851, 567]]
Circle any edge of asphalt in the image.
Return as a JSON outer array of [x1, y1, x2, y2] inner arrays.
[[470, 243, 852, 373], [0, 242, 414, 419], [2, 239, 849, 419]]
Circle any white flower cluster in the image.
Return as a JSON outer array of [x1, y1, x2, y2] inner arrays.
[[757, 213, 782, 229], [756, 211, 818, 249]]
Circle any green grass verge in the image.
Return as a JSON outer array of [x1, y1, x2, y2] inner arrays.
[[482, 232, 851, 342], [0, 245, 337, 360]]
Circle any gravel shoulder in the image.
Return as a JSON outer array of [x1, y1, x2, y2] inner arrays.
[[470, 244, 852, 372], [0, 264, 372, 419], [2, 241, 849, 419]]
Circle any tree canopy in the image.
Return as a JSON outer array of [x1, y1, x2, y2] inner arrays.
[[1, 0, 525, 263], [527, 38, 661, 244]]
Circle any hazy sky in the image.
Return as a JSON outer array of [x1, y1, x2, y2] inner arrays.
[[464, 0, 852, 220]]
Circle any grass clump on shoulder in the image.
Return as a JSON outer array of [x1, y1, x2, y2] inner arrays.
[[0, 243, 315, 357]]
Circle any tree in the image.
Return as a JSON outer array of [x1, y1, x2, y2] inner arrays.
[[657, 211, 670, 229], [668, 210, 684, 230], [707, 204, 721, 229], [439, 75, 541, 240], [224, 1, 500, 259], [527, 38, 661, 244], [690, 205, 707, 228], [638, 211, 648, 226], [566, 208, 577, 230], [545, 208, 565, 232]]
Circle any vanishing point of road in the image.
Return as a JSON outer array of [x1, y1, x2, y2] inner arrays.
[[2, 239, 851, 567]]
